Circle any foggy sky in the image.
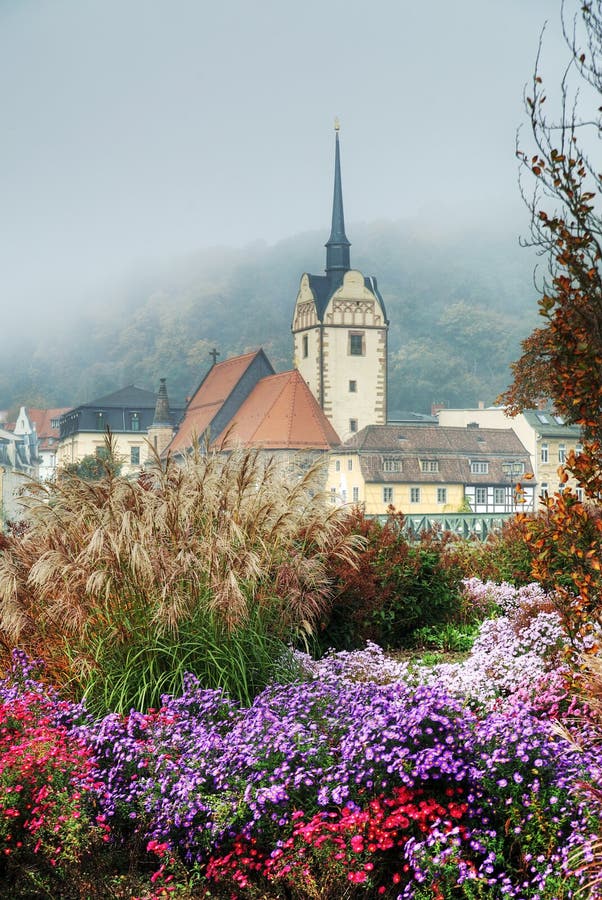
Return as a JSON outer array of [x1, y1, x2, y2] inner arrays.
[[0, 0, 572, 340]]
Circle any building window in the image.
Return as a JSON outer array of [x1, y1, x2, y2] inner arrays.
[[558, 443, 566, 463], [540, 482, 548, 495], [540, 443, 549, 463], [437, 487, 447, 504], [475, 487, 488, 505], [96, 411, 105, 430], [347, 458, 353, 471], [504, 460, 525, 476], [349, 419, 358, 433], [348, 332, 365, 356], [335, 460, 341, 471], [410, 487, 420, 503], [470, 460, 489, 474], [383, 487, 393, 504], [302, 334, 309, 358], [330, 488, 337, 505], [130, 446, 140, 465], [577, 487, 584, 502], [50, 418, 59, 429], [494, 487, 505, 505], [420, 459, 439, 473], [383, 458, 402, 473], [575, 443, 583, 456], [352, 486, 359, 503], [349, 380, 357, 393], [130, 412, 140, 432]]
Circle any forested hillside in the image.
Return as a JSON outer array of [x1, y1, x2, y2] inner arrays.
[[0, 220, 539, 415]]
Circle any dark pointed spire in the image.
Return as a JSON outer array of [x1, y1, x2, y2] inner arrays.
[[153, 378, 172, 427], [325, 118, 351, 277]]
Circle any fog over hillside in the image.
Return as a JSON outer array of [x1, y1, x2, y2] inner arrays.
[[0, 220, 539, 416], [0, 0, 569, 360]]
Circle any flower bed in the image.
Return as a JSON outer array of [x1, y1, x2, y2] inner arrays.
[[0, 580, 600, 898]]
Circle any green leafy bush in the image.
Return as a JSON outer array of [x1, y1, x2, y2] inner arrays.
[[412, 622, 479, 653], [440, 515, 534, 586], [319, 510, 462, 651]]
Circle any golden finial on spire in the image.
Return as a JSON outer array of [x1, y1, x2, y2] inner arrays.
[[334, 116, 340, 132]]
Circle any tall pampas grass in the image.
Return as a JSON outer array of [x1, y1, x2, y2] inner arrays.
[[0, 438, 360, 712]]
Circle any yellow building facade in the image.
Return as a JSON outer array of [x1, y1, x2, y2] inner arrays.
[[437, 406, 583, 501], [327, 425, 534, 516]]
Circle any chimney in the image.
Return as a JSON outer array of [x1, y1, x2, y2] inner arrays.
[[478, 401, 485, 410], [431, 402, 446, 417]]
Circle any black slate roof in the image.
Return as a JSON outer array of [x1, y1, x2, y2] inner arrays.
[[306, 272, 388, 322]]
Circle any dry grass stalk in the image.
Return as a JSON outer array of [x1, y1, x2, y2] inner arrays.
[[0, 439, 361, 671]]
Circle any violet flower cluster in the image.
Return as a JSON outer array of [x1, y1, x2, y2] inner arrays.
[[0, 578, 600, 898], [80, 676, 599, 896]]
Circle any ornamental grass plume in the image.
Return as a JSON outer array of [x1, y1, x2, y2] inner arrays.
[[0, 438, 361, 711]]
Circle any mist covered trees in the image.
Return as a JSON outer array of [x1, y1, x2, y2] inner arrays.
[[0, 224, 535, 414]]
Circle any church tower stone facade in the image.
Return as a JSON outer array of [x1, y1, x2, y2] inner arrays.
[[292, 124, 389, 441]]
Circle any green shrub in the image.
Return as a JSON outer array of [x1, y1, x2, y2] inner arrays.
[[412, 622, 479, 653], [319, 510, 462, 651], [441, 515, 534, 586]]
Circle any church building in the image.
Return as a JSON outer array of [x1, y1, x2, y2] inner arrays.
[[292, 123, 389, 441]]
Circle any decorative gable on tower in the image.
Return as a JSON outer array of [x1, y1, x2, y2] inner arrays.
[[292, 122, 389, 442]]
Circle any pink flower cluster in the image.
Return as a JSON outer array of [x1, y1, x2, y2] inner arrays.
[[206, 784, 469, 896], [0, 688, 107, 873]]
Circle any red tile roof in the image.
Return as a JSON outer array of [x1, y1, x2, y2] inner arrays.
[[167, 351, 267, 455], [27, 408, 70, 440], [218, 370, 340, 450]]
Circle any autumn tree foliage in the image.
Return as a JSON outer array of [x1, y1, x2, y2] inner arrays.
[[499, 1, 602, 638], [501, 2, 602, 447]]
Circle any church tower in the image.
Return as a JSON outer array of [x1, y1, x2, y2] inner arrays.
[[292, 122, 389, 441]]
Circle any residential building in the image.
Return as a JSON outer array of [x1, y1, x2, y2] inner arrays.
[[437, 406, 582, 500], [57, 383, 181, 476], [327, 424, 534, 515], [0, 409, 40, 521], [26, 408, 71, 480], [292, 123, 389, 441]]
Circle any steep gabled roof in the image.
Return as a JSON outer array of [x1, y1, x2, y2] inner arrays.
[[218, 369, 340, 450], [27, 408, 70, 439], [167, 350, 275, 455]]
